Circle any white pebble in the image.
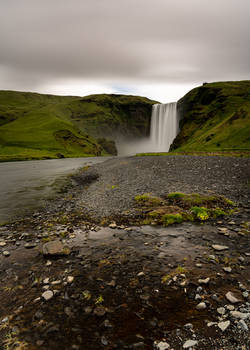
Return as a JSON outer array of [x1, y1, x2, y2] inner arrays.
[[183, 339, 198, 348], [218, 320, 230, 331], [42, 290, 53, 301]]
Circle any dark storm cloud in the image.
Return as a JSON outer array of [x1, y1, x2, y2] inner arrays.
[[0, 0, 249, 91]]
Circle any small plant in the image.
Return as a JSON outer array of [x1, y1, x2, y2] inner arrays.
[[210, 207, 226, 218], [167, 192, 185, 199], [191, 206, 209, 220], [82, 290, 91, 300], [161, 274, 171, 283], [176, 265, 186, 274], [134, 194, 162, 206], [161, 266, 187, 284], [224, 198, 235, 206], [95, 295, 104, 304], [162, 213, 183, 226], [148, 210, 163, 219]]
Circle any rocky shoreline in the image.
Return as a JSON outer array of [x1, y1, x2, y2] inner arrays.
[[0, 155, 249, 349]]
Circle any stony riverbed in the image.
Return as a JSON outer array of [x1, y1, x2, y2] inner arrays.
[[0, 155, 249, 349]]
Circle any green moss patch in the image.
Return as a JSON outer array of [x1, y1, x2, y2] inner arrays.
[[134, 192, 235, 226], [134, 194, 163, 207], [162, 213, 184, 226]]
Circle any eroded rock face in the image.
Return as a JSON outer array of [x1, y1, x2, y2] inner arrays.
[[42, 240, 70, 256]]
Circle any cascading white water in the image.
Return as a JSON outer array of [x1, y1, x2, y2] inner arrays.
[[150, 102, 179, 152]]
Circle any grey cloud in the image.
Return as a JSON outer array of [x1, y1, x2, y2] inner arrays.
[[0, 0, 249, 91]]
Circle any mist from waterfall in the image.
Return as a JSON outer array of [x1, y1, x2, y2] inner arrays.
[[150, 102, 179, 152], [117, 102, 179, 155]]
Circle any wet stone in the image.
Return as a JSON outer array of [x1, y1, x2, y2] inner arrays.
[[196, 302, 206, 310], [218, 320, 230, 332], [103, 319, 112, 328], [154, 341, 170, 350], [94, 306, 106, 317], [198, 277, 210, 284], [242, 291, 249, 299], [212, 245, 229, 251], [184, 323, 193, 330], [3, 251, 10, 257], [218, 227, 228, 233], [238, 319, 248, 331], [24, 242, 37, 249], [183, 339, 198, 348], [230, 311, 249, 320], [67, 276, 74, 284], [217, 307, 226, 315], [42, 290, 54, 301], [225, 291, 240, 304], [101, 336, 108, 346], [42, 240, 70, 256]]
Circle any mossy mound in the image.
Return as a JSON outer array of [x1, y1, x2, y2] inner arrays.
[[171, 81, 250, 152], [134, 192, 235, 226]]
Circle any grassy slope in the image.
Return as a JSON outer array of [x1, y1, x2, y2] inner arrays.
[[171, 81, 250, 151], [0, 91, 156, 161]]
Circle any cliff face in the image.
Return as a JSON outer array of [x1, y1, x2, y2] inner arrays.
[[0, 91, 157, 161], [171, 81, 250, 151], [68, 94, 158, 140]]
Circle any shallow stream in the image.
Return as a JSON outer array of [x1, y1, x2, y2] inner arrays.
[[0, 157, 111, 223]]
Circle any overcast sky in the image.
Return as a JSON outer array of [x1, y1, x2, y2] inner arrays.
[[0, 0, 249, 102]]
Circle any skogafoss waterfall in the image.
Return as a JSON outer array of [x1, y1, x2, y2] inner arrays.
[[150, 102, 179, 152], [116, 102, 179, 155]]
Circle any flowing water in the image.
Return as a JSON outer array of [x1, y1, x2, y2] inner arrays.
[[117, 102, 179, 155], [0, 157, 111, 223], [150, 102, 179, 152]]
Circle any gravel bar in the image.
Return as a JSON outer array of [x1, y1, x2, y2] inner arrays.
[[73, 155, 250, 219]]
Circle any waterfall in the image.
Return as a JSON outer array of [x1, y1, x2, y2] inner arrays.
[[150, 102, 179, 152]]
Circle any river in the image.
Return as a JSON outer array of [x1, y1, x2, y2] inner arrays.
[[0, 157, 111, 224]]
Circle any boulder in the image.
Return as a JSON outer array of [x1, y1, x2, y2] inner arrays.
[[42, 240, 70, 256]]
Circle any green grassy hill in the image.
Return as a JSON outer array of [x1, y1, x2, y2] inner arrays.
[[171, 81, 250, 151], [0, 91, 156, 161]]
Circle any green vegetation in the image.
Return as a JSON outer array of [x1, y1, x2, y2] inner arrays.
[[136, 150, 250, 158], [0, 91, 157, 161], [134, 192, 235, 226], [191, 206, 209, 220], [166, 192, 235, 209], [161, 266, 187, 283], [134, 194, 163, 206], [162, 213, 183, 226], [171, 81, 250, 152]]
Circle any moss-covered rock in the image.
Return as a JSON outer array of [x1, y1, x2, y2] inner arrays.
[[134, 192, 235, 226], [171, 81, 250, 151]]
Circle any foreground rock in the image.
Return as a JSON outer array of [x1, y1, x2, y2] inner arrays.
[[42, 240, 70, 256]]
